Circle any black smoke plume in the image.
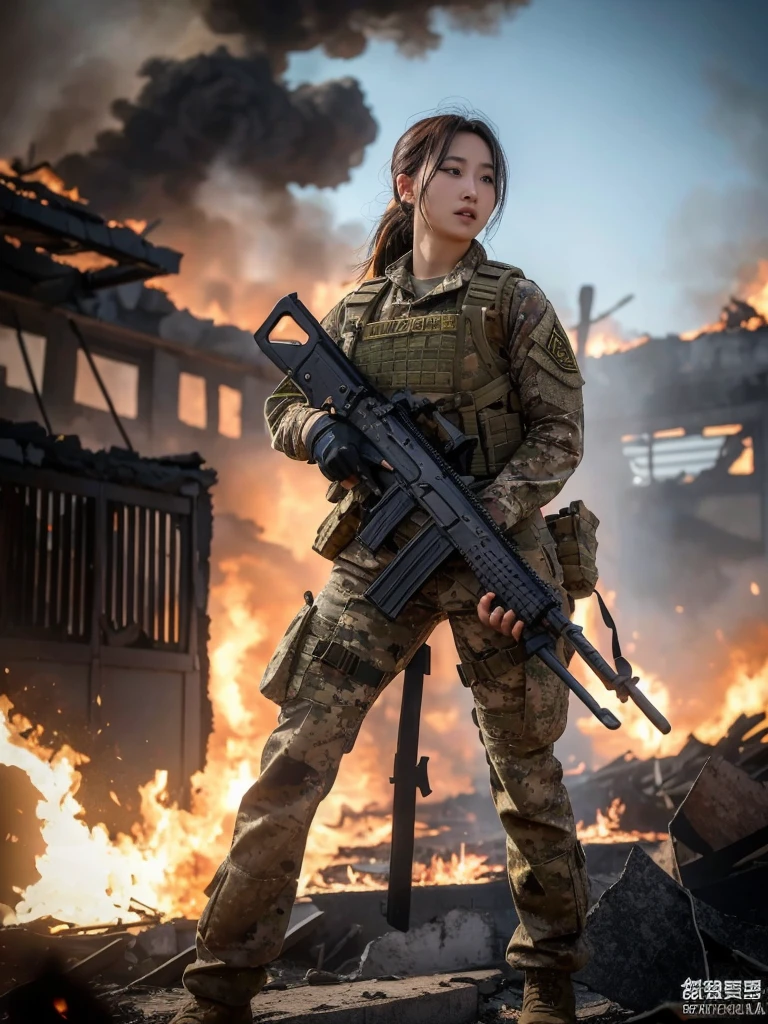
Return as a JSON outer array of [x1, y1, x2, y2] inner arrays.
[[5, 0, 533, 332], [56, 49, 377, 215], [198, 0, 531, 64]]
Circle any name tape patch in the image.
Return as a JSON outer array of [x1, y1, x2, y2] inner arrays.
[[362, 313, 458, 340]]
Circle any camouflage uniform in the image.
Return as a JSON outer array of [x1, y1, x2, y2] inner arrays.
[[183, 240, 591, 1008]]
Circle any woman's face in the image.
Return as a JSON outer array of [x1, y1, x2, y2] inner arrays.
[[397, 130, 497, 246]]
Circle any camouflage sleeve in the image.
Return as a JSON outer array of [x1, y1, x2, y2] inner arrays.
[[480, 279, 584, 529], [263, 298, 345, 461]]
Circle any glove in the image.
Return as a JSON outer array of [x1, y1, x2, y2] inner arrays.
[[305, 414, 368, 484]]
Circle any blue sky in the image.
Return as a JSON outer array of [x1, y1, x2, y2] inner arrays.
[[285, 0, 767, 338]]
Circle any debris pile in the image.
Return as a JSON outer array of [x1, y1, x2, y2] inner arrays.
[[0, 716, 765, 1022]]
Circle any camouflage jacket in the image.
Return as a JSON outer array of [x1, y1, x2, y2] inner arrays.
[[264, 240, 584, 545]]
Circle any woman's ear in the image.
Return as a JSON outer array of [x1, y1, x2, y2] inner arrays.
[[395, 171, 415, 205]]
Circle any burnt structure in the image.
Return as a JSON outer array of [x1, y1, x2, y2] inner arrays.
[[0, 167, 280, 841], [577, 315, 768, 613], [0, 166, 281, 458], [0, 418, 216, 807]]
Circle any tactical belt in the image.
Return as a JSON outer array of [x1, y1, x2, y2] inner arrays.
[[457, 643, 528, 687], [313, 638, 387, 687]]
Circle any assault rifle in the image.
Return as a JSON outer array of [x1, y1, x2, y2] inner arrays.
[[254, 294, 671, 736]]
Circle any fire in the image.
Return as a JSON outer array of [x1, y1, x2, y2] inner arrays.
[[745, 259, 768, 318], [566, 322, 649, 360], [0, 159, 85, 204], [576, 798, 667, 844], [680, 259, 768, 340], [147, 276, 351, 337], [0, 695, 152, 925], [584, 328, 649, 359], [414, 843, 502, 885], [338, 843, 503, 891], [728, 436, 754, 475], [571, 590, 768, 768], [1, 489, 485, 924]]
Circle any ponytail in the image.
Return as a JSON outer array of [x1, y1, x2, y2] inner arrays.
[[355, 198, 414, 281]]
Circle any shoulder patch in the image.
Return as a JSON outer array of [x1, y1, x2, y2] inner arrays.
[[546, 320, 580, 373]]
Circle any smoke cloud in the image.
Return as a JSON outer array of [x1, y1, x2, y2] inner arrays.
[[667, 67, 768, 323], [56, 50, 377, 213], [34, 1, 532, 331], [197, 0, 531, 64]]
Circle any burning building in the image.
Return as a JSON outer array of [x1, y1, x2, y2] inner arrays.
[[0, 120, 767, 1024]]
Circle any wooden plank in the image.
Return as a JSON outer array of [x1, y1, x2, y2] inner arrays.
[[115, 503, 125, 630], [34, 488, 48, 629], [66, 935, 132, 982], [60, 491, 74, 639], [105, 500, 115, 632], [137, 504, 147, 640], [126, 503, 136, 629], [148, 507, 156, 644], [0, 637, 194, 671], [0, 464, 191, 514], [122, 944, 196, 989], [158, 510, 167, 645], [168, 512, 178, 647]]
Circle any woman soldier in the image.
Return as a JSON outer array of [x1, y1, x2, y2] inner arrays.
[[173, 112, 590, 1024]]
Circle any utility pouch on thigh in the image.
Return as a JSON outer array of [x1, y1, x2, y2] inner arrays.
[[259, 591, 316, 705], [312, 489, 364, 561], [545, 499, 599, 600]]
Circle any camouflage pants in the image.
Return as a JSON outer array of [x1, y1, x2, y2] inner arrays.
[[183, 514, 591, 1006]]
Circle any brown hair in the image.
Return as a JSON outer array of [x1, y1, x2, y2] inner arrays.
[[356, 111, 509, 281]]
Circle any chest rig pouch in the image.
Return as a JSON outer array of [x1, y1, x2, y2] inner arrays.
[[341, 260, 526, 481]]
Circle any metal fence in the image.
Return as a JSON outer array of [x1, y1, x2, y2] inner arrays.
[[0, 465, 195, 653]]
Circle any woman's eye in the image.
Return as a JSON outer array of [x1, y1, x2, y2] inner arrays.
[[440, 166, 461, 175]]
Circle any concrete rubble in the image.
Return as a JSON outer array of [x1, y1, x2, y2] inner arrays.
[[2, 720, 767, 1021], [575, 845, 768, 1013], [352, 908, 496, 979]]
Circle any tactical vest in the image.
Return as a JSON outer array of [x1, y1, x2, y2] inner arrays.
[[337, 261, 525, 479]]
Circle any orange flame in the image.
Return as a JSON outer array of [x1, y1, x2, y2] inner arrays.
[[680, 259, 768, 339], [576, 798, 667, 844]]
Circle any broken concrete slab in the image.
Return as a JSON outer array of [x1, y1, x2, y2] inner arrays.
[[576, 843, 768, 1013], [309, 879, 519, 967], [692, 897, 768, 964], [353, 908, 495, 979], [574, 845, 708, 1012], [117, 970, 500, 1024]]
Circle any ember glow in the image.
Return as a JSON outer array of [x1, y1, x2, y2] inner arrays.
[[566, 321, 650, 360], [680, 259, 768, 339], [6, 505, 768, 926], [570, 592, 768, 765], [576, 798, 667, 844]]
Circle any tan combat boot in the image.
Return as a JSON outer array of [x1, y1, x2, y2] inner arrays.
[[519, 968, 577, 1024], [168, 996, 252, 1024]]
